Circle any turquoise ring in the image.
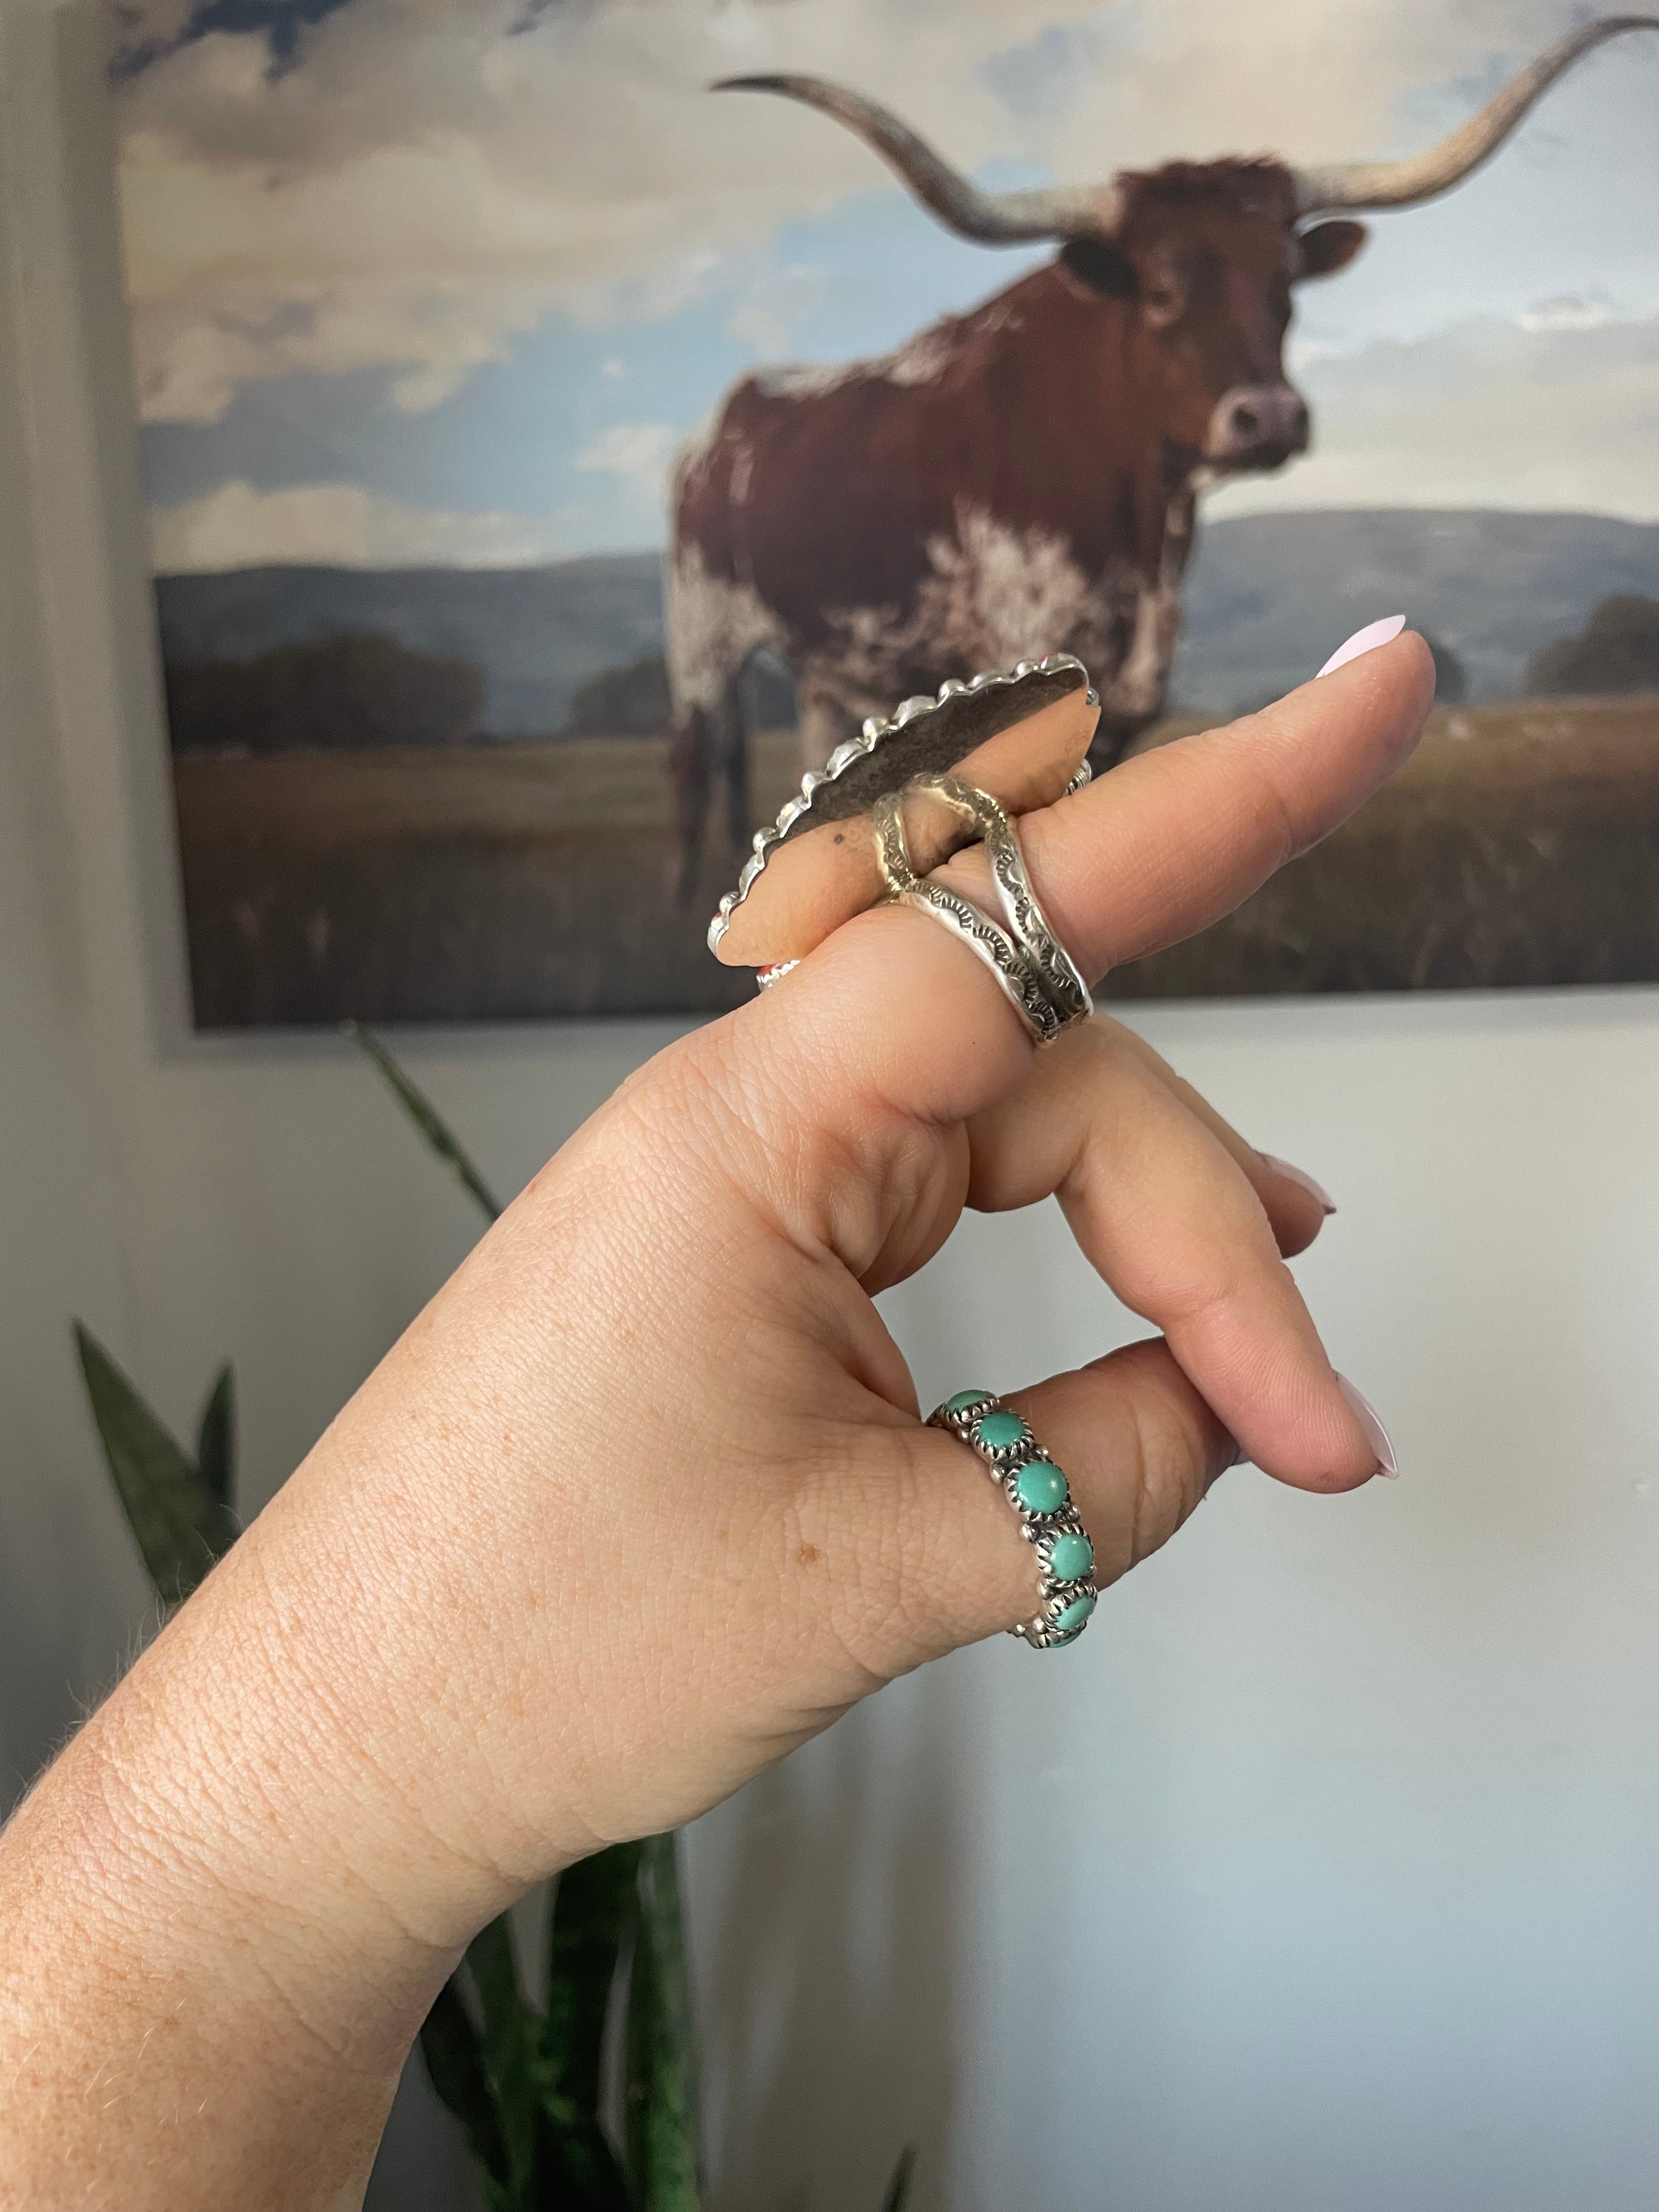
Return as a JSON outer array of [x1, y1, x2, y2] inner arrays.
[[927, 1389, 1099, 1649]]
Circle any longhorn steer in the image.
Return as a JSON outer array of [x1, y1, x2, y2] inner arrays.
[[667, 17, 1656, 898]]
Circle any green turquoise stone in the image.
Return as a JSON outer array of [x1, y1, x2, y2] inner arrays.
[[945, 1389, 990, 1415], [1048, 1531, 1093, 1582], [1052, 1592, 1097, 1640], [974, 1409, 1029, 1453], [1013, 1458, 1068, 1514]]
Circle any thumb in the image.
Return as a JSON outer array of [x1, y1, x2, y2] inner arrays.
[[828, 1339, 1237, 1680]]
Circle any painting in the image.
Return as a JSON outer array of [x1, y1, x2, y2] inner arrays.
[[109, 2, 1659, 1027]]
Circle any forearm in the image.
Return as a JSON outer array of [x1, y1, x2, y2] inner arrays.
[[0, 1455, 482, 2210]]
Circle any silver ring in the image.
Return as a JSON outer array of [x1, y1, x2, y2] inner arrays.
[[927, 1389, 1099, 1649], [911, 776, 1092, 1030], [872, 782, 1092, 1045], [875, 793, 1065, 1043]]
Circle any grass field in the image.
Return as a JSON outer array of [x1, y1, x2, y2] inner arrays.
[[172, 697, 1659, 1028]]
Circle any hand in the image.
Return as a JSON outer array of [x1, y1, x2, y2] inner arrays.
[[0, 632, 1434, 2206]]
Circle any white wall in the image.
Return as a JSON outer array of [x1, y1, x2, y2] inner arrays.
[[4, 6, 1658, 2208]]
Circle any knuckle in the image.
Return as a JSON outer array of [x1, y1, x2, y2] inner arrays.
[[1124, 1384, 1209, 1565], [820, 1427, 1014, 1677]]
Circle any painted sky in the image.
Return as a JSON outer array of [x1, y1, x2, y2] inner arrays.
[[111, 0, 1659, 571]]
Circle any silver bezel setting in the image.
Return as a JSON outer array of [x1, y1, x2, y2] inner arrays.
[[707, 653, 1096, 958], [927, 1389, 1100, 1650]]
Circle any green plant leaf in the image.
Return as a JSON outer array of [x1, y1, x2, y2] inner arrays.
[[419, 1977, 514, 2208], [465, 1913, 542, 2201], [344, 1020, 501, 1223], [544, 1840, 642, 2120], [625, 1832, 702, 2210], [74, 1324, 240, 1611], [879, 2146, 918, 2212], [530, 2099, 634, 2211], [194, 1363, 235, 1507]]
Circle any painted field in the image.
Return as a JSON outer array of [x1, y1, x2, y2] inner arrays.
[[1112, 694, 1659, 1000], [173, 732, 806, 1028], [171, 699, 1659, 1028]]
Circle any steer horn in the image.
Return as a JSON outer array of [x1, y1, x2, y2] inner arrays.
[[714, 74, 1126, 240], [1295, 15, 1659, 212], [721, 19, 1656, 239]]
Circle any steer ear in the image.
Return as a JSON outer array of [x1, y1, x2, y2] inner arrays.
[[1059, 237, 1138, 300], [1295, 219, 1368, 280]]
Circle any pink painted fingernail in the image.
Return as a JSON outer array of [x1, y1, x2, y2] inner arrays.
[[1317, 614, 1405, 676], [1261, 1153, 1336, 1215], [1336, 1373, 1398, 1479]]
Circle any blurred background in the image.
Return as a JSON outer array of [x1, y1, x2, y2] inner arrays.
[[3, 4, 1658, 2208], [101, 0, 1659, 1023]]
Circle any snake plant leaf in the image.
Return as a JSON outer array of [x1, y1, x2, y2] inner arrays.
[[625, 1832, 702, 2210], [345, 1021, 502, 1224], [419, 1978, 514, 2205], [544, 1839, 642, 2120], [879, 2146, 919, 2212], [74, 1324, 240, 1612], [194, 1363, 235, 1508], [530, 2099, 634, 2210], [465, 1914, 544, 2200]]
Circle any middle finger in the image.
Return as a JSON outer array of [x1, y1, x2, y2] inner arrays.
[[963, 1022, 1380, 1491]]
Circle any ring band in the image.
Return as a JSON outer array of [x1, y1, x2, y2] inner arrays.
[[875, 791, 1065, 1043], [927, 1389, 1099, 1649], [873, 781, 1092, 1045], [912, 775, 1092, 1029]]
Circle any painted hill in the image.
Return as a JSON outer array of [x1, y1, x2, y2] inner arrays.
[[151, 510, 1659, 742], [1173, 509, 1659, 709], [154, 554, 665, 738]]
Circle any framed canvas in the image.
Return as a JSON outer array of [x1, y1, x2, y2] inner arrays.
[[109, 1, 1659, 1026]]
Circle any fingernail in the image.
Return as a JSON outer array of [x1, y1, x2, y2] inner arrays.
[[1317, 614, 1405, 677], [1336, 1373, 1398, 1479], [1261, 1153, 1336, 1215]]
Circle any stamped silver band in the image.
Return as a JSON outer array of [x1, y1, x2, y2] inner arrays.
[[910, 775, 1092, 1030], [927, 1389, 1099, 1649], [872, 780, 1092, 1045], [873, 788, 1064, 1042]]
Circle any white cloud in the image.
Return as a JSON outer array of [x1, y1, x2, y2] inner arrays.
[[1514, 290, 1622, 332], [149, 479, 577, 570], [574, 422, 680, 505], [115, 0, 1598, 423], [726, 263, 836, 357], [1206, 307, 1659, 523]]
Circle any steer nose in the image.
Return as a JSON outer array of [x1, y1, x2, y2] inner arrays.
[[1206, 384, 1310, 469]]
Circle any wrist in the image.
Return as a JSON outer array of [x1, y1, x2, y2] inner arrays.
[[0, 1470, 512, 2205], [117, 1459, 525, 1966], [0, 1673, 446, 2207]]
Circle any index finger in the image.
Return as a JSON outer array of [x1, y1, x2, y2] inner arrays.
[[960, 628, 1436, 982], [728, 629, 1434, 1138]]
